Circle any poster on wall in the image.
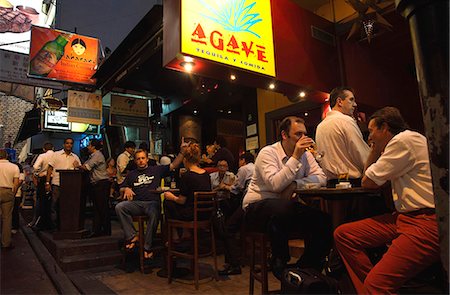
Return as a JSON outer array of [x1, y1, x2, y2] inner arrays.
[[28, 26, 99, 85], [0, 0, 44, 54], [67, 90, 102, 125], [110, 94, 149, 127]]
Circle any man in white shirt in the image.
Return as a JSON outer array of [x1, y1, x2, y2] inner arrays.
[[210, 160, 236, 201], [316, 86, 370, 186], [243, 116, 331, 280], [334, 107, 440, 294], [31, 142, 54, 229], [45, 138, 81, 229], [0, 149, 20, 249], [230, 152, 255, 198], [116, 141, 136, 185]]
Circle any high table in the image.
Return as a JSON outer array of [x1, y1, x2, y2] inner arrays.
[[295, 187, 387, 229]]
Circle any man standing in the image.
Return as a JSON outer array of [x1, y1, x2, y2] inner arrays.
[[0, 149, 20, 249], [32, 142, 54, 229], [243, 116, 331, 279], [334, 107, 440, 294], [316, 86, 370, 186], [115, 138, 188, 259], [75, 139, 111, 237], [211, 136, 236, 173], [116, 141, 136, 185], [45, 138, 81, 229]]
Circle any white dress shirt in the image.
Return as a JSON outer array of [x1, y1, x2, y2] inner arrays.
[[210, 171, 236, 199], [116, 150, 132, 184], [231, 162, 255, 195], [243, 141, 327, 208], [48, 150, 81, 186], [33, 150, 55, 177], [0, 159, 20, 189], [316, 110, 370, 179], [365, 130, 434, 213]]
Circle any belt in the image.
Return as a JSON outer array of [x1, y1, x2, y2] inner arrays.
[[404, 208, 435, 216]]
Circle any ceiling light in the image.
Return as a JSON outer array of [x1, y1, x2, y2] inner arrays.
[[299, 91, 306, 98], [227, 110, 232, 114], [269, 83, 275, 90], [304, 112, 309, 117], [193, 110, 198, 114], [180, 61, 195, 72], [184, 56, 194, 63], [230, 74, 236, 81]]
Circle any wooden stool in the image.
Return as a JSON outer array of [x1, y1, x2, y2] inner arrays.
[[247, 231, 270, 295], [122, 215, 164, 273]]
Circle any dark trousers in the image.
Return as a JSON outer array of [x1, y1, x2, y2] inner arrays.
[[245, 198, 333, 270], [12, 197, 21, 229], [222, 206, 245, 266], [90, 180, 111, 235], [35, 177, 51, 228]]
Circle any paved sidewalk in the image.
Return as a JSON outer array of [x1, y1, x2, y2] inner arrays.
[[1, 225, 58, 295]]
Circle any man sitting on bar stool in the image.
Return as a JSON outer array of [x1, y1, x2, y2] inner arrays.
[[334, 107, 440, 294], [115, 138, 189, 259], [242, 116, 331, 280]]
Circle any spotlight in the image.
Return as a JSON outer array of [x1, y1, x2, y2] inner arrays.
[[299, 91, 306, 98], [230, 74, 236, 81], [180, 61, 195, 72], [269, 83, 275, 90]]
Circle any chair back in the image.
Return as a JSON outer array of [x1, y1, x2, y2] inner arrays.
[[193, 191, 217, 222]]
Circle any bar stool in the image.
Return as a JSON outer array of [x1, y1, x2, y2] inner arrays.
[[247, 231, 270, 295], [122, 215, 164, 273]]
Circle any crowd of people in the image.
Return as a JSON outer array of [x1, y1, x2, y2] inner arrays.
[[0, 86, 442, 294]]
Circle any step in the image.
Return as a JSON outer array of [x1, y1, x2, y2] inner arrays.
[[59, 250, 123, 272]]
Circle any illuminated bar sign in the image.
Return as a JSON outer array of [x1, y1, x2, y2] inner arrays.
[[180, 0, 275, 77], [28, 26, 99, 85]]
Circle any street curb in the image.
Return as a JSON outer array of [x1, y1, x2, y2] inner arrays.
[[21, 219, 81, 295]]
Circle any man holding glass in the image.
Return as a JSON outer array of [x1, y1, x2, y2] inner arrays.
[[243, 116, 330, 280]]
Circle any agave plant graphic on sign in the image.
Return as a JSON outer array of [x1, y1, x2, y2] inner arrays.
[[198, 0, 263, 38]]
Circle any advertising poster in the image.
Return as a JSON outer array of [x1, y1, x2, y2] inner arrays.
[[28, 26, 99, 85], [110, 94, 149, 127], [181, 0, 276, 76], [0, 0, 44, 54], [67, 90, 102, 125]]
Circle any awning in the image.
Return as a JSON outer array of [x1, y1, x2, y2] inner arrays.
[[15, 108, 41, 144]]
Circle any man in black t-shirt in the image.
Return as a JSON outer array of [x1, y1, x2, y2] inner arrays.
[[211, 135, 236, 173], [115, 139, 189, 259]]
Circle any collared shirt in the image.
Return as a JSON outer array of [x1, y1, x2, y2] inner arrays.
[[231, 162, 255, 195], [365, 130, 434, 213], [242, 141, 327, 208], [48, 149, 81, 186], [210, 170, 236, 199], [0, 159, 20, 188], [316, 110, 370, 179], [33, 150, 55, 177], [84, 150, 109, 183], [116, 150, 132, 184]]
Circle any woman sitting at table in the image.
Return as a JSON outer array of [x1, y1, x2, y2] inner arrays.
[[163, 143, 212, 241]]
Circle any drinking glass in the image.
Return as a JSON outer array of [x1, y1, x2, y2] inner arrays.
[[306, 140, 325, 161]]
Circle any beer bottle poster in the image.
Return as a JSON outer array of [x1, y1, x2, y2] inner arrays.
[[28, 26, 99, 85]]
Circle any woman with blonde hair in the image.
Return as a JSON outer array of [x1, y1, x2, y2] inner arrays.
[[164, 143, 211, 241]]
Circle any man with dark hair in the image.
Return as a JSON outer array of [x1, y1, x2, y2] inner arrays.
[[230, 152, 255, 199], [46, 138, 81, 229], [117, 141, 136, 185], [334, 107, 439, 294], [0, 149, 20, 249], [75, 139, 111, 237], [31, 142, 54, 229], [243, 116, 330, 279], [316, 87, 370, 186], [211, 135, 236, 172]]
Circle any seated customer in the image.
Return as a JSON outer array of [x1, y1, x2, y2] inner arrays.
[[243, 116, 330, 280], [115, 138, 188, 259], [334, 107, 440, 294], [164, 143, 212, 241]]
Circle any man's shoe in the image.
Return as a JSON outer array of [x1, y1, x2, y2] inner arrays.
[[219, 265, 242, 276]]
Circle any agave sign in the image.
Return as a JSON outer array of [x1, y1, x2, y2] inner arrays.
[[181, 0, 276, 77]]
